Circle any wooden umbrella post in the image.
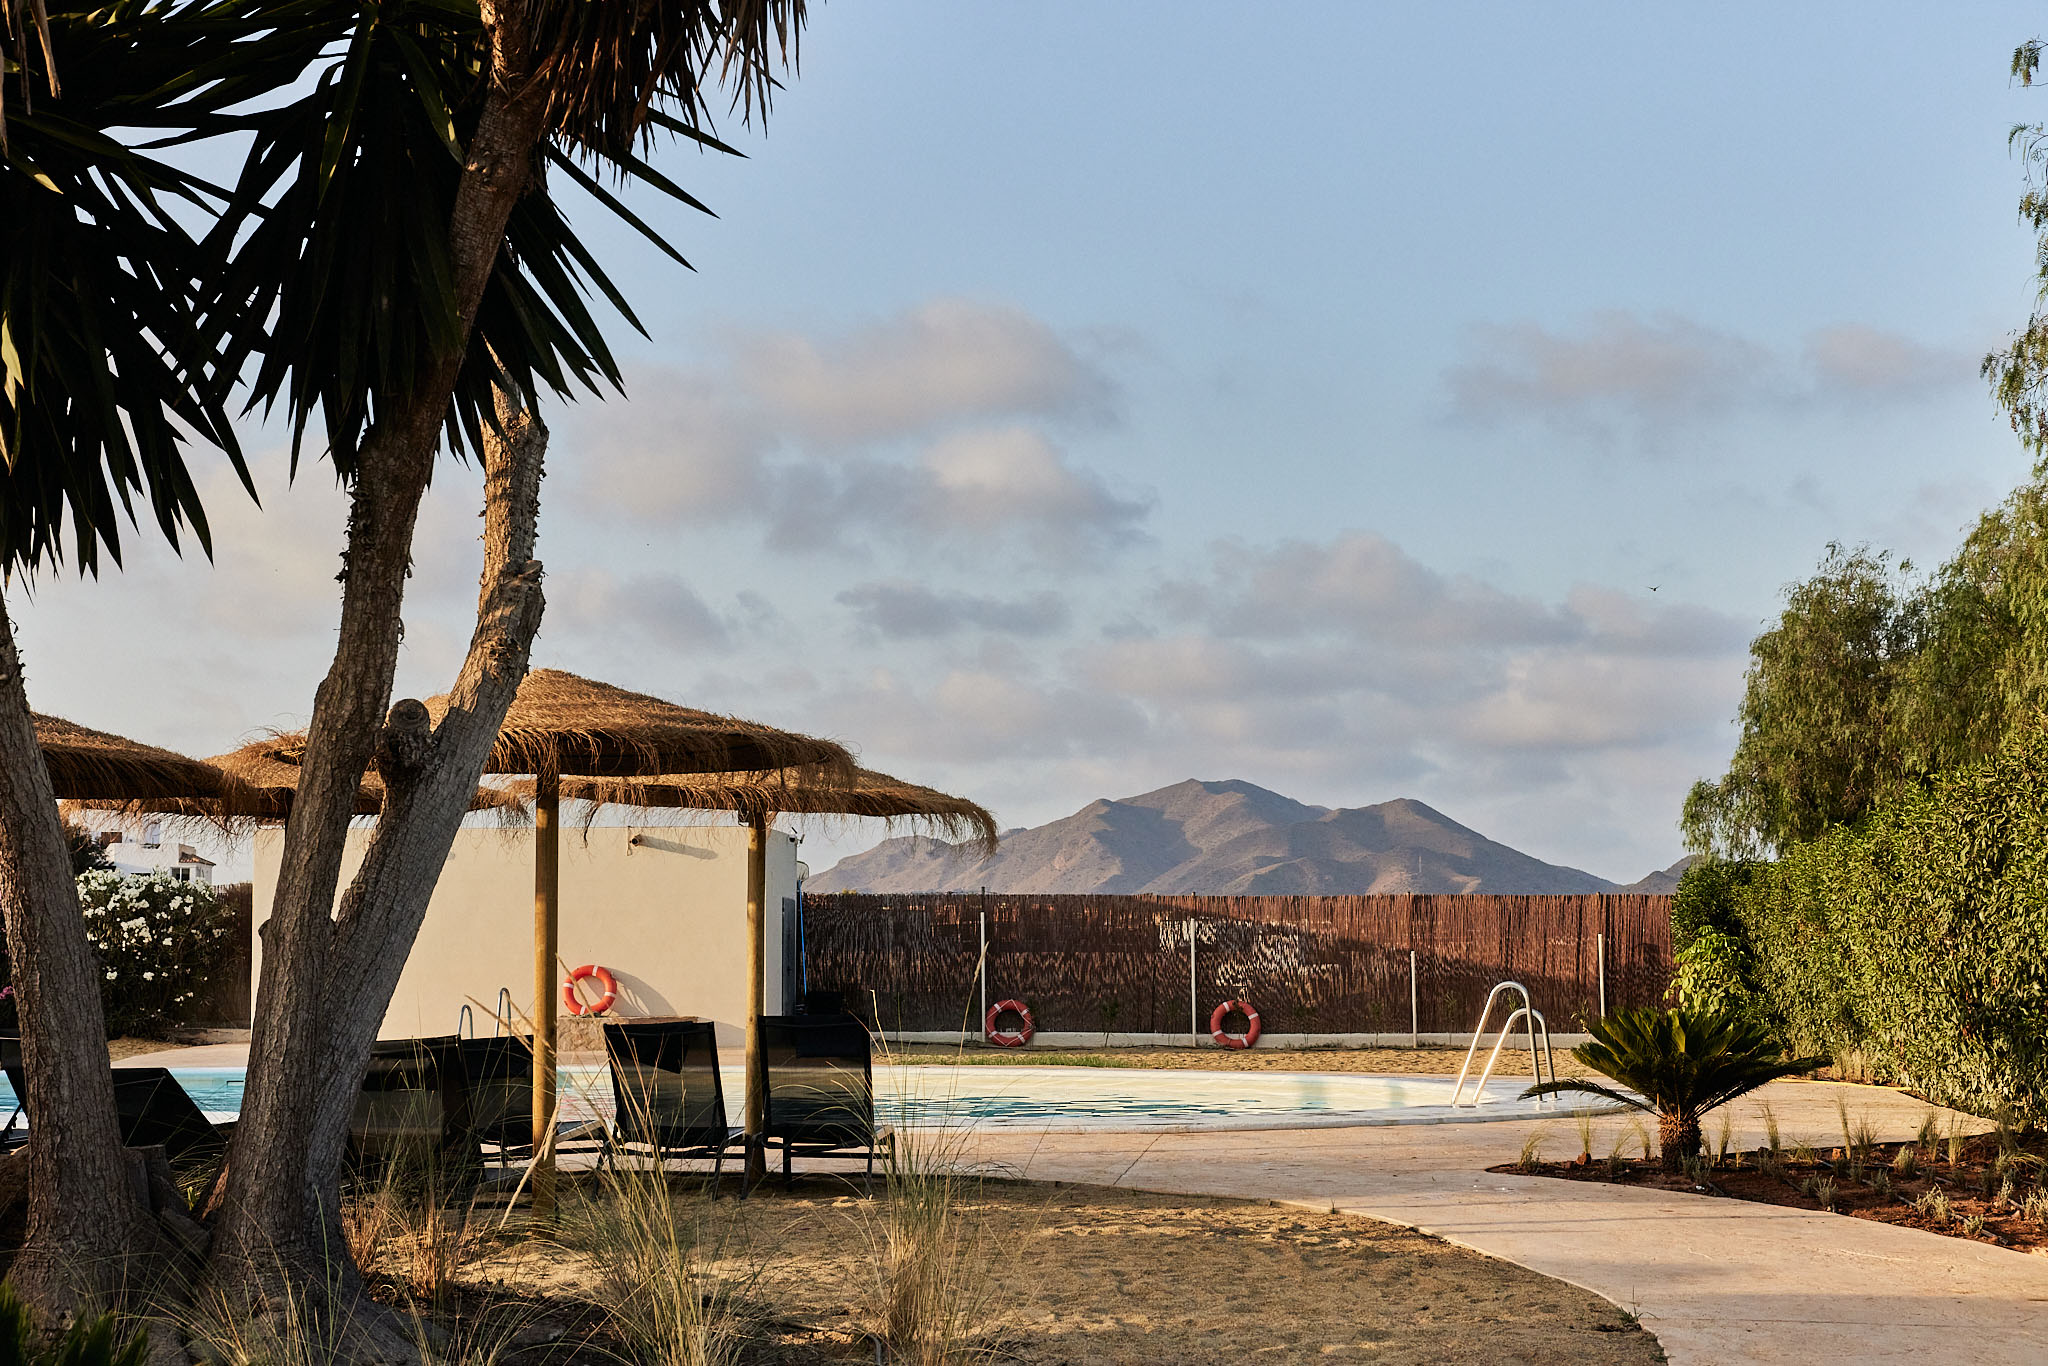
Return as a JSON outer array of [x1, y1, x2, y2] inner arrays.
[[532, 763, 560, 1221], [745, 811, 769, 1182]]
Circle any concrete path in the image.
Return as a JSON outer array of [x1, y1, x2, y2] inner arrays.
[[118, 1046, 2048, 1364], [957, 1079, 2048, 1366]]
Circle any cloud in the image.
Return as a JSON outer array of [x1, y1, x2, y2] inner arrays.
[[816, 667, 1151, 765], [568, 299, 1146, 562], [566, 378, 769, 527], [1445, 311, 1972, 431], [802, 531, 1748, 830], [1154, 531, 1748, 659], [910, 427, 1148, 546], [1447, 311, 1770, 424], [551, 569, 738, 653], [731, 297, 1112, 443], [836, 581, 1070, 639], [1802, 325, 1971, 396]]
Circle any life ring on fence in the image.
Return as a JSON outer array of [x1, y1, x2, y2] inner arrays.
[[562, 964, 617, 1017], [984, 999, 1035, 1047], [1209, 999, 1261, 1049]]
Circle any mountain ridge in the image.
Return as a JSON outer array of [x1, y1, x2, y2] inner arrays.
[[814, 778, 1687, 895]]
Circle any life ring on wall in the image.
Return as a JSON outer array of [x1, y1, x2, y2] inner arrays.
[[984, 998, 1035, 1047], [1209, 999, 1261, 1049], [562, 964, 617, 1017]]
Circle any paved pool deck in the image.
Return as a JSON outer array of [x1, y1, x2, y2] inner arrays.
[[954, 1078, 2048, 1366], [125, 1045, 2048, 1365]]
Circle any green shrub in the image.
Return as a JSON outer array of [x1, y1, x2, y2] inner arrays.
[[1669, 926, 1756, 1017], [1685, 721, 2048, 1126], [0, 1283, 149, 1366], [74, 871, 237, 1036]]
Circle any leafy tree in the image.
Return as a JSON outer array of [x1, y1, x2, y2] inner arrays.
[[1686, 39, 2048, 862], [1683, 477, 2048, 858], [1527, 1006, 1825, 1171], [1681, 546, 1919, 857]]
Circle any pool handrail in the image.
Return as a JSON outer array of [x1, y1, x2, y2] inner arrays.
[[1451, 981, 1557, 1107], [1461, 1005, 1557, 1107]]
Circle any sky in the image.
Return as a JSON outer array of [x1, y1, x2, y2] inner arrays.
[[17, 2, 2048, 883]]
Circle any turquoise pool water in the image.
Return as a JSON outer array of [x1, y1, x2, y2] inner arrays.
[[2, 1064, 1557, 1132]]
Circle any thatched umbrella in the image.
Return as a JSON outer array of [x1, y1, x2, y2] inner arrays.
[[33, 714, 232, 804], [536, 767, 997, 1176], [376, 669, 855, 1215], [210, 736, 525, 819]]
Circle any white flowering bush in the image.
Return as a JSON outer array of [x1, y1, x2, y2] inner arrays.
[[75, 871, 236, 1035]]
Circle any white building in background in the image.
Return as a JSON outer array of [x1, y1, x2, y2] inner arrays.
[[99, 823, 215, 885], [251, 823, 799, 1042]]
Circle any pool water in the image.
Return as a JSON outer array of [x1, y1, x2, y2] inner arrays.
[[2, 1065, 1560, 1133]]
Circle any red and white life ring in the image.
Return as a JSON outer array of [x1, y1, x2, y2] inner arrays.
[[1209, 999, 1261, 1049], [984, 998, 1035, 1047], [562, 964, 617, 1017]]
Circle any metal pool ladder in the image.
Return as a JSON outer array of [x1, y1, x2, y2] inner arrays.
[[1451, 980, 1557, 1107]]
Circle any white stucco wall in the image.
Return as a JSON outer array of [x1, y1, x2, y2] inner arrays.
[[251, 822, 796, 1043]]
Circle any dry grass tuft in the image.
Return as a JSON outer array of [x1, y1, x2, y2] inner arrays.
[[555, 1157, 756, 1366], [866, 1127, 1009, 1366]]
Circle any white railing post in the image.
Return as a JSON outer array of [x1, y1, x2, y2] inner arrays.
[[978, 890, 988, 1040], [1409, 950, 1419, 1047], [1597, 932, 1606, 1018], [1188, 917, 1199, 1044]]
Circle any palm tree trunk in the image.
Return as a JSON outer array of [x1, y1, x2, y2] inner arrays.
[[203, 0, 553, 1298], [207, 388, 547, 1317], [0, 600, 159, 1318], [1659, 1113, 1702, 1173]]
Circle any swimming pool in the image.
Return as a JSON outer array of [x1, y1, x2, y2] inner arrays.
[[3, 1065, 1563, 1133]]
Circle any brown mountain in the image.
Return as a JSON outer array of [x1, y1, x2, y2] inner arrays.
[[813, 778, 1635, 895], [1613, 855, 1698, 894]]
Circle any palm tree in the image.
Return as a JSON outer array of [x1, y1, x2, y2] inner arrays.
[[2, 0, 809, 1330], [0, 0, 261, 1315], [1527, 1007, 1826, 1171], [204, 2, 809, 1323]]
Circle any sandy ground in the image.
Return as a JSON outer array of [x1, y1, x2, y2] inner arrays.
[[890, 1042, 1597, 1078], [471, 1179, 1662, 1365], [108, 1036, 179, 1061]]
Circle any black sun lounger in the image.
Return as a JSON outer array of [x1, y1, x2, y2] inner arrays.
[[457, 1033, 604, 1170], [752, 1014, 895, 1195], [0, 1036, 229, 1167], [599, 1019, 747, 1194], [348, 1034, 475, 1180]]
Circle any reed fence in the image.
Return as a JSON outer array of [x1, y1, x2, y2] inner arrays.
[[802, 892, 1672, 1035]]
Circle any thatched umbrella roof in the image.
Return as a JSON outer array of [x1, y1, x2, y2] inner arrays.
[[71, 735, 524, 823], [432, 669, 853, 779], [530, 767, 999, 852], [210, 736, 523, 819], [268, 670, 853, 779], [33, 713, 230, 803]]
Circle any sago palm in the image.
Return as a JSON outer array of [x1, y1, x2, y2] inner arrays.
[[1527, 1006, 1825, 1171]]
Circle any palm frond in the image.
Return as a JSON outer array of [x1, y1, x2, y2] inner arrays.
[[211, 0, 800, 477], [525, 0, 804, 158], [1521, 1080, 1652, 1114], [0, 0, 253, 577], [1566, 1006, 1826, 1121]]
